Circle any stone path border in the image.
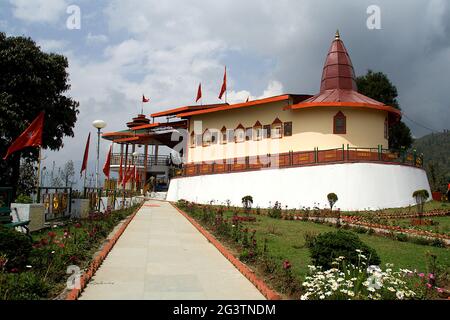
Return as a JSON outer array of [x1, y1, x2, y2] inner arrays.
[[65, 202, 144, 300], [171, 203, 281, 300]]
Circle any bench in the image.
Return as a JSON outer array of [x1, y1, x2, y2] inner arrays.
[[3, 208, 32, 239]]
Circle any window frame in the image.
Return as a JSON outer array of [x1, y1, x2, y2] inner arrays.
[[253, 121, 263, 141], [202, 128, 212, 147], [234, 124, 245, 143], [271, 118, 283, 139], [283, 121, 293, 137], [333, 111, 346, 134], [384, 117, 389, 140], [190, 131, 196, 148], [220, 126, 227, 144]]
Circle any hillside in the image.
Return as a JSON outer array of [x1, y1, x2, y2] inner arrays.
[[412, 130, 450, 192]]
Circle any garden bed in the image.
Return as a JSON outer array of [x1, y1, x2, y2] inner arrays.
[[0, 203, 143, 300], [175, 200, 450, 300]]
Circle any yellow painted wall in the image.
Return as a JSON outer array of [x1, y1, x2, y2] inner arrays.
[[187, 101, 388, 163]]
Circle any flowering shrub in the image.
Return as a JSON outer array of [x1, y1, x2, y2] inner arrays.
[[309, 230, 380, 269], [301, 251, 417, 300]]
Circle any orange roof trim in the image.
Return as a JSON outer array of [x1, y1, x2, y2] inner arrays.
[[151, 103, 228, 118], [176, 95, 292, 118], [289, 101, 402, 117], [113, 136, 140, 143]]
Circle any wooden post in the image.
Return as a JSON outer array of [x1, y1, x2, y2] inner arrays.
[[122, 144, 128, 208], [143, 144, 149, 194]]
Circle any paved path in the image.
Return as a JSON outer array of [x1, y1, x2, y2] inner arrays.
[[80, 200, 265, 300]]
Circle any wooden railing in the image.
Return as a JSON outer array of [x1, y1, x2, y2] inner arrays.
[[178, 145, 423, 178], [111, 154, 171, 167]]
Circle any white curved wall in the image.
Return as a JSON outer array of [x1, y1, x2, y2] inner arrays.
[[167, 163, 431, 211]]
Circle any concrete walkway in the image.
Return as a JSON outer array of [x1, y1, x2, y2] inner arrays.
[[80, 200, 265, 300]]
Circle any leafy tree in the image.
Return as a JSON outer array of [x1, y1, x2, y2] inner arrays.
[[0, 32, 79, 197], [60, 160, 76, 188], [16, 160, 38, 196], [356, 70, 412, 150], [241, 195, 253, 215], [412, 189, 430, 219]]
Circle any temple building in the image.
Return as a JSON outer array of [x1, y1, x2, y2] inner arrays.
[[102, 32, 430, 210]]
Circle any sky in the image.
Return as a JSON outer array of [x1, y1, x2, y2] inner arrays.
[[1, 0, 449, 187]]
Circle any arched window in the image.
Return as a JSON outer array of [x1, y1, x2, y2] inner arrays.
[[220, 126, 227, 144], [202, 129, 212, 146], [253, 121, 262, 141], [234, 124, 245, 143], [384, 117, 389, 139], [272, 118, 283, 139], [333, 111, 346, 134]]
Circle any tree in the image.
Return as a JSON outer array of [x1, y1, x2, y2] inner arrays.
[[356, 70, 413, 150], [412, 189, 430, 220], [0, 32, 79, 197], [16, 160, 38, 196], [60, 160, 75, 188], [327, 193, 339, 226], [241, 195, 253, 216]]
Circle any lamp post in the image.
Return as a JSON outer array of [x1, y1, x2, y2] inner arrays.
[[92, 120, 107, 189]]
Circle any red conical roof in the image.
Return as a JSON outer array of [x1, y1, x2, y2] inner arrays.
[[320, 30, 357, 92], [289, 31, 402, 121]]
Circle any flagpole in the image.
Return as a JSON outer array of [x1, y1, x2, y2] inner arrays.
[[36, 146, 42, 202]]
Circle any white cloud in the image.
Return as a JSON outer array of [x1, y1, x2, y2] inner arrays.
[[37, 39, 68, 52], [10, 0, 67, 24], [86, 33, 108, 45]]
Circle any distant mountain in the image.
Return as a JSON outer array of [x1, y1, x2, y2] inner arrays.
[[412, 130, 450, 193]]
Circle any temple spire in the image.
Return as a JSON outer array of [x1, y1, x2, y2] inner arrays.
[[320, 31, 357, 92]]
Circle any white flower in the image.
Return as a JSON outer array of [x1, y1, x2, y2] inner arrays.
[[396, 291, 404, 300], [355, 249, 363, 253], [319, 295, 325, 300], [26, 265, 32, 268], [347, 291, 355, 297], [300, 293, 310, 300], [388, 287, 395, 292]]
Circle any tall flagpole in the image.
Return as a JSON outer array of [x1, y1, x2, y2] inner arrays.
[[36, 146, 42, 202]]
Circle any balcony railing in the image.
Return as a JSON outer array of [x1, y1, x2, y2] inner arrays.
[[177, 145, 424, 178], [111, 154, 173, 167]]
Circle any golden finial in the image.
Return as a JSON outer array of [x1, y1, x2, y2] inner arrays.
[[335, 29, 340, 40]]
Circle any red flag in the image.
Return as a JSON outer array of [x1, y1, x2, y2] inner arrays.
[[135, 166, 140, 184], [218, 66, 227, 99], [142, 95, 150, 103], [122, 163, 134, 187], [80, 133, 90, 177], [118, 154, 123, 183], [3, 112, 44, 160], [196, 83, 202, 102], [102, 144, 112, 179]]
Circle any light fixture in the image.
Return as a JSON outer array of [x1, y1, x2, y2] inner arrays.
[[92, 119, 107, 129], [92, 119, 107, 189]]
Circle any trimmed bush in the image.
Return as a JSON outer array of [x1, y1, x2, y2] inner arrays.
[[309, 230, 381, 269], [0, 226, 32, 270]]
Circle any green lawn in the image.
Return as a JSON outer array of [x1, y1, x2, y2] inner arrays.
[[344, 200, 449, 216], [228, 213, 450, 279]]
